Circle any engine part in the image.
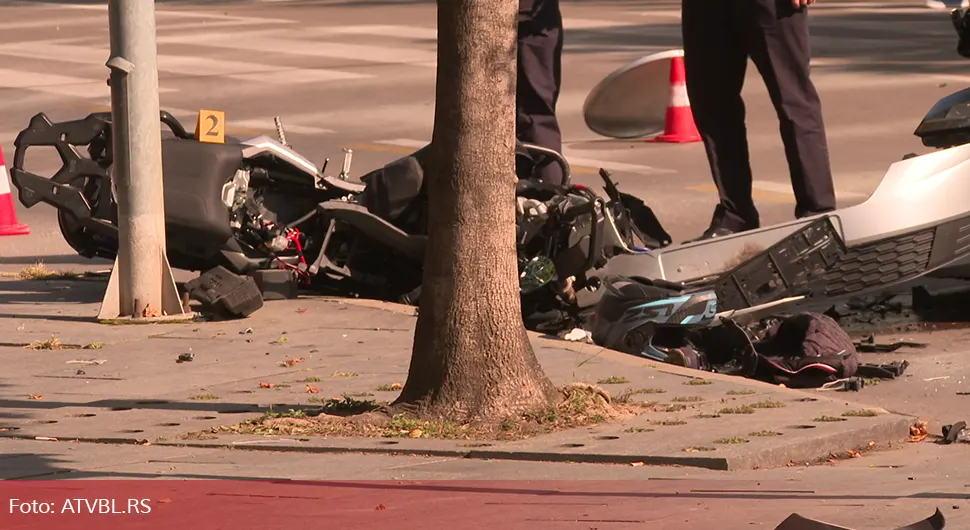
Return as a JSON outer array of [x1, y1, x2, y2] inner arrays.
[[185, 266, 264, 318]]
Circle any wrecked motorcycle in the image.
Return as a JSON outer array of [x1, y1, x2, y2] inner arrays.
[[9, 110, 668, 327]]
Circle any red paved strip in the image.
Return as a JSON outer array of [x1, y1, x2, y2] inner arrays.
[[0, 479, 931, 530]]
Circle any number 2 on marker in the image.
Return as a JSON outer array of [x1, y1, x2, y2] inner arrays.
[[196, 109, 225, 144]]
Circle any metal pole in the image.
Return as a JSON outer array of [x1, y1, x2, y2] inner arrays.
[[106, 0, 166, 318]]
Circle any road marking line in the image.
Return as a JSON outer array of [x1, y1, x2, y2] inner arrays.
[[157, 32, 439, 67], [351, 142, 600, 176], [233, 120, 334, 136], [375, 138, 674, 175], [562, 18, 651, 30], [0, 68, 113, 99], [0, 17, 107, 31], [312, 25, 437, 40], [158, 19, 292, 31], [310, 18, 643, 41], [684, 181, 868, 204], [54, 3, 298, 24], [750, 180, 867, 199], [63, 103, 333, 137], [0, 43, 370, 84]]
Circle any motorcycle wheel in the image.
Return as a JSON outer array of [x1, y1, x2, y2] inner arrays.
[[56, 174, 119, 260]]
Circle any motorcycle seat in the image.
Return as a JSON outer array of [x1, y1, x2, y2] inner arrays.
[[317, 200, 427, 261]]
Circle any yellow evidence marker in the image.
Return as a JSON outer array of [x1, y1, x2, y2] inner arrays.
[[195, 109, 226, 144]]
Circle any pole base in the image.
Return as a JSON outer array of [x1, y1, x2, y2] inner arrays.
[[97, 255, 192, 322]]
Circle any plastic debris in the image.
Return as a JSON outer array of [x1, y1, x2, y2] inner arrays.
[[563, 328, 592, 342]]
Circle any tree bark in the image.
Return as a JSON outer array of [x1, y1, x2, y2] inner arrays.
[[393, 0, 559, 423]]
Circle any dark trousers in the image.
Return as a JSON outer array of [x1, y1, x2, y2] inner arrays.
[[682, 0, 836, 231], [517, 0, 564, 185]]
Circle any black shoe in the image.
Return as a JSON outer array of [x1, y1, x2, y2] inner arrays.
[[682, 226, 741, 244]]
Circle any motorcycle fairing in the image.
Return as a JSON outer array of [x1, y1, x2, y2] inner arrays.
[[597, 140, 970, 301], [239, 135, 366, 195]]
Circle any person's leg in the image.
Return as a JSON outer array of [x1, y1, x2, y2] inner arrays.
[[740, 0, 836, 218], [682, 0, 759, 239], [517, 0, 564, 185]]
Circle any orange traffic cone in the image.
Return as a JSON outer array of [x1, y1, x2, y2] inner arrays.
[[646, 55, 701, 143], [0, 146, 30, 236]]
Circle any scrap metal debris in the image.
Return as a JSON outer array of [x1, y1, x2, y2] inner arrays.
[[856, 360, 909, 379], [817, 377, 865, 392], [66, 359, 106, 365], [773, 508, 944, 530], [854, 334, 928, 353], [942, 421, 967, 444]]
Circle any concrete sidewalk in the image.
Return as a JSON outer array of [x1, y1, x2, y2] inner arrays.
[[0, 274, 922, 471]]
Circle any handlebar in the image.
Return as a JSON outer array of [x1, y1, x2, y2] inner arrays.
[[516, 141, 572, 186], [160, 111, 193, 139]]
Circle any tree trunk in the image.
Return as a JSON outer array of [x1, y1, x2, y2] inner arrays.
[[393, 0, 559, 423]]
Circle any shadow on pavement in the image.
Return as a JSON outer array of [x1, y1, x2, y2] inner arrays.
[[0, 279, 107, 307], [0, 255, 112, 267]]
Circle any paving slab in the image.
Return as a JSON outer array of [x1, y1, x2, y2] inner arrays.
[[0, 276, 918, 470]]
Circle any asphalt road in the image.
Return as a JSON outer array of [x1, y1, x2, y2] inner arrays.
[[0, 0, 967, 265]]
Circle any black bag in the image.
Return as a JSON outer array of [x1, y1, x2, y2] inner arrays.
[[752, 313, 860, 388], [698, 313, 860, 388]]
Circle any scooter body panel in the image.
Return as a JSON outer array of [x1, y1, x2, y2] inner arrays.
[[598, 141, 970, 289]]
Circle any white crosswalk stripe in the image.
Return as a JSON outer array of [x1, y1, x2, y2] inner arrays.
[[156, 31, 440, 68], [0, 68, 112, 99], [0, 42, 371, 84], [374, 139, 676, 175]]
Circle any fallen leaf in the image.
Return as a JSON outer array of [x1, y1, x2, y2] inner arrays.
[[847, 450, 862, 458], [258, 382, 275, 389], [375, 504, 386, 510], [28, 394, 43, 400], [281, 358, 306, 367], [306, 385, 320, 394], [909, 420, 929, 443], [409, 429, 423, 438], [390, 383, 403, 390]]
